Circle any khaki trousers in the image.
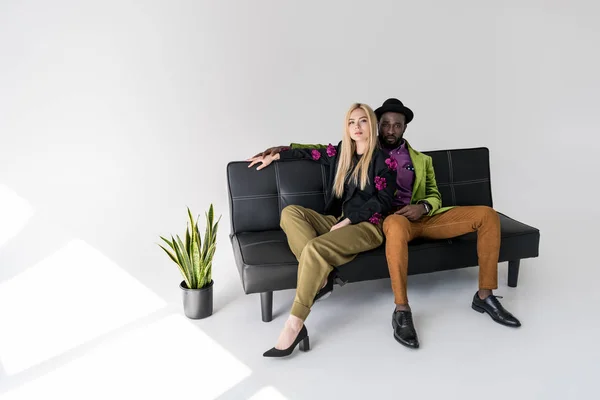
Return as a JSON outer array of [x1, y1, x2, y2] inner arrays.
[[382, 206, 501, 305], [280, 205, 384, 320]]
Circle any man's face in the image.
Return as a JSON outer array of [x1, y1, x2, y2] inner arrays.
[[378, 112, 407, 148]]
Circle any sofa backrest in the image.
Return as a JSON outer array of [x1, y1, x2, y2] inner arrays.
[[227, 147, 493, 234]]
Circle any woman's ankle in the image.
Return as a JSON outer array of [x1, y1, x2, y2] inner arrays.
[[286, 315, 304, 331]]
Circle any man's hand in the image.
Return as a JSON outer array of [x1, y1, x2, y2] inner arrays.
[[330, 218, 351, 231], [246, 153, 280, 170], [251, 146, 287, 159], [394, 204, 427, 221]]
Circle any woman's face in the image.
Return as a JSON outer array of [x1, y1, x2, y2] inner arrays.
[[347, 108, 370, 143]]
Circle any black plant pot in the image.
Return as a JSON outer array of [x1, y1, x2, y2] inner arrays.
[[180, 280, 213, 319]]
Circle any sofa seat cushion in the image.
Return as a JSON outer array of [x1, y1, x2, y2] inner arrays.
[[231, 213, 540, 294]]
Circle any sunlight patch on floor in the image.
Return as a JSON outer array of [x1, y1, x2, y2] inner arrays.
[[0, 184, 34, 248], [2, 314, 252, 399], [0, 239, 167, 375], [248, 386, 289, 400]]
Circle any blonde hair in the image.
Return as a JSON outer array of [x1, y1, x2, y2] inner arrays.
[[332, 103, 379, 198]]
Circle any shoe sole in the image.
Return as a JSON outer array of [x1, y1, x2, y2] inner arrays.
[[471, 303, 521, 328]]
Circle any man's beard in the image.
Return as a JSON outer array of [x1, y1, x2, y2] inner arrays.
[[379, 134, 403, 149]]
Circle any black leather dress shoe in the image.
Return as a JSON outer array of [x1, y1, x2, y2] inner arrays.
[[314, 271, 335, 303], [471, 292, 521, 327], [392, 309, 420, 349]]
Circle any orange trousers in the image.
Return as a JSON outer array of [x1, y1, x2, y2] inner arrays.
[[382, 206, 500, 305]]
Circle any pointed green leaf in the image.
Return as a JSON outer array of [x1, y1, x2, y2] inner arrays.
[[202, 244, 217, 285], [205, 204, 215, 251], [185, 222, 191, 256], [187, 207, 194, 226], [173, 234, 194, 288], [202, 211, 210, 257], [171, 235, 182, 264], [204, 216, 220, 264], [176, 234, 194, 288], [183, 210, 204, 286], [211, 217, 221, 242], [196, 214, 202, 255], [208, 204, 214, 226], [186, 207, 195, 255], [160, 236, 176, 251], [194, 227, 202, 284], [205, 243, 217, 264], [201, 211, 220, 266], [190, 229, 201, 286], [158, 244, 191, 288], [158, 243, 178, 265]]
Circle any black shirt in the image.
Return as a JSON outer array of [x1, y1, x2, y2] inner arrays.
[[342, 153, 362, 217], [278, 141, 397, 224]]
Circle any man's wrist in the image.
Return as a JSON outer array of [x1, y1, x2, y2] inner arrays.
[[418, 201, 431, 214]]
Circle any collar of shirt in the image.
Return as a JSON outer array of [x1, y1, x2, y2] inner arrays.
[[385, 139, 406, 155]]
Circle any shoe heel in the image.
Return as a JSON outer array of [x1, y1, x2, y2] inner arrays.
[[471, 304, 485, 313], [299, 336, 310, 352], [318, 291, 331, 302]]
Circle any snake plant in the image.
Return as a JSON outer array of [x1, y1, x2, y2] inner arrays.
[[159, 204, 221, 289]]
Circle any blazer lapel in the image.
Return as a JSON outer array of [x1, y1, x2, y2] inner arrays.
[[407, 141, 425, 203]]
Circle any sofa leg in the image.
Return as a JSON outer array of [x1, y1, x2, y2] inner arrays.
[[260, 291, 273, 322], [508, 260, 520, 288]]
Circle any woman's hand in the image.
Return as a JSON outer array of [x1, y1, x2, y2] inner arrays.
[[330, 218, 351, 231], [246, 153, 280, 170]]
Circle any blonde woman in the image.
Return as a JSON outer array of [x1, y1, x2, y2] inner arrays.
[[248, 103, 397, 357]]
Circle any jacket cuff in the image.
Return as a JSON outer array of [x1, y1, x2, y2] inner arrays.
[[345, 212, 359, 224], [278, 148, 295, 160], [418, 199, 436, 215]]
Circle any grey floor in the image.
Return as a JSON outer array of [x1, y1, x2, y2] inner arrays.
[[0, 222, 597, 400]]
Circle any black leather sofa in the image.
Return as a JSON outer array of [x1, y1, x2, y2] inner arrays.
[[227, 147, 540, 322]]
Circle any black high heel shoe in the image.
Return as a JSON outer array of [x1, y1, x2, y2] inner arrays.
[[314, 271, 335, 302], [263, 325, 310, 357]]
